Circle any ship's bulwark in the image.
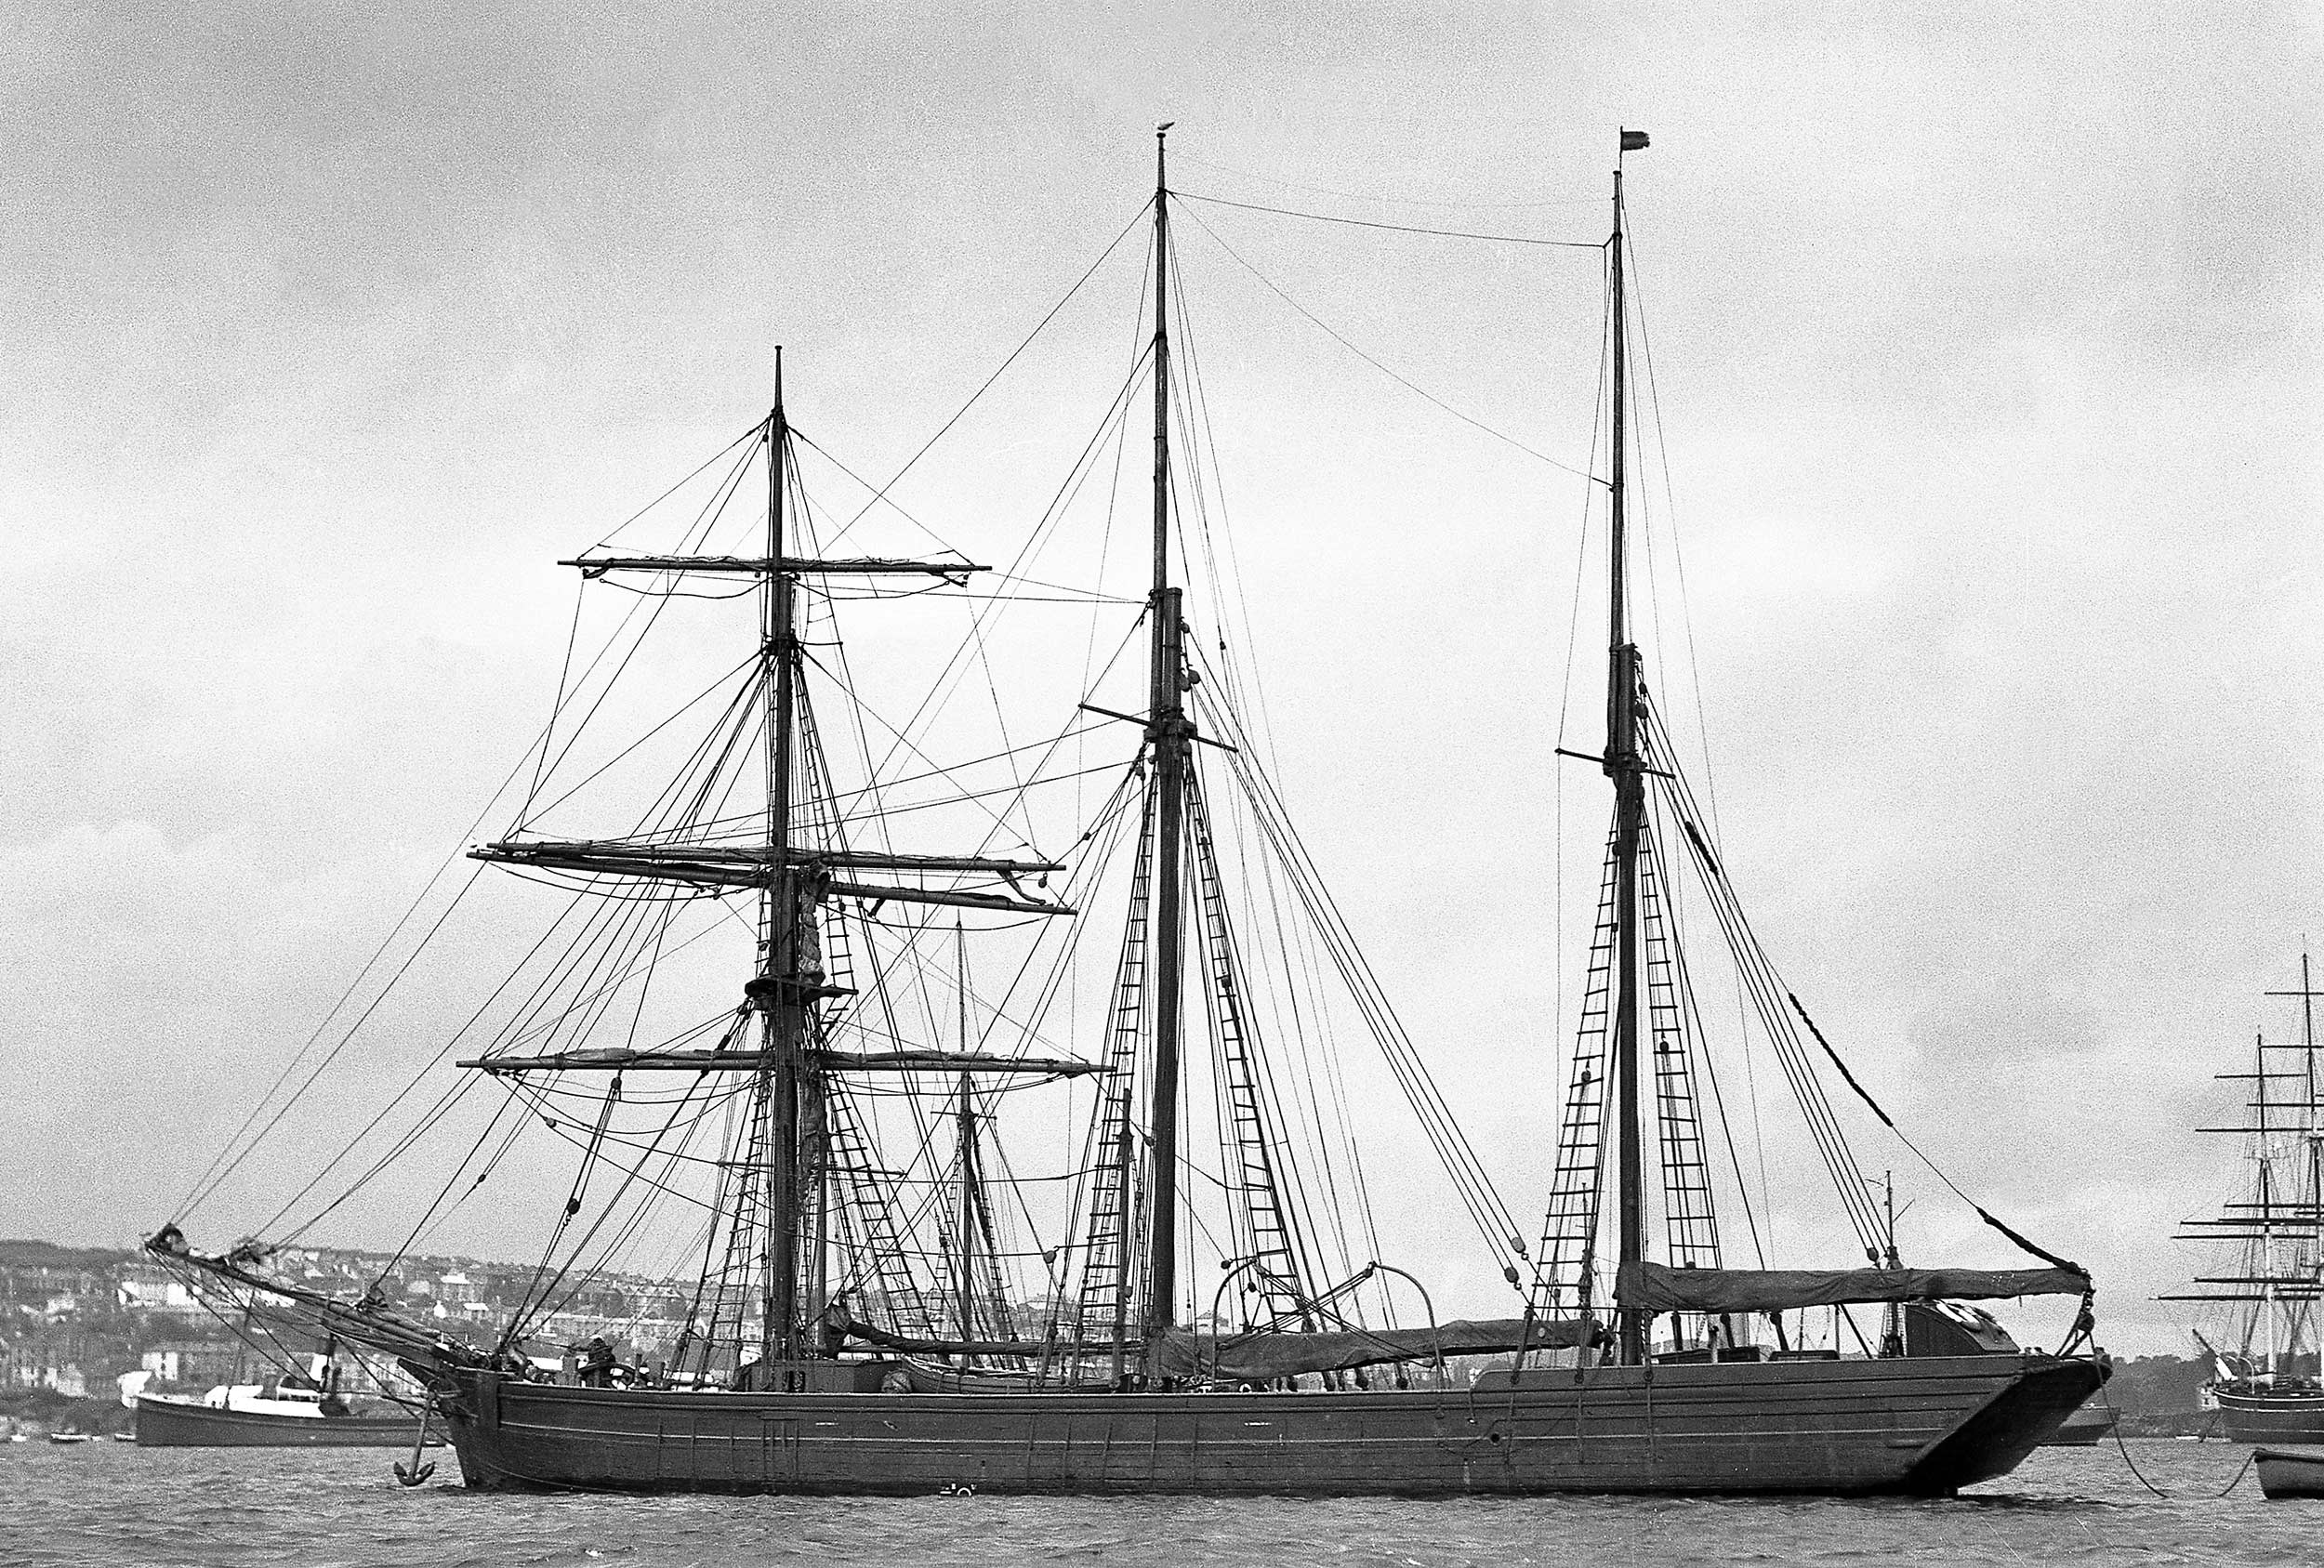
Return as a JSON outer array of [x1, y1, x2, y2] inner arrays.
[[436, 1355, 2103, 1496]]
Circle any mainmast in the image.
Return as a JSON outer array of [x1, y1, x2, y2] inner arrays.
[[1606, 128, 1650, 1365], [1142, 120, 1191, 1347], [760, 350, 807, 1367]]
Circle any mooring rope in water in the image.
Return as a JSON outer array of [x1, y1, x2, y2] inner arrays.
[[2095, 1375, 2253, 1498], [2213, 1450, 2257, 1497], [2106, 1425, 2172, 1497]]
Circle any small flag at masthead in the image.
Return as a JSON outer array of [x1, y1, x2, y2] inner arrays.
[[1621, 128, 1650, 152]]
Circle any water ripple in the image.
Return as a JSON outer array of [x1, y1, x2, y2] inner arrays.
[[0, 1440, 2310, 1567]]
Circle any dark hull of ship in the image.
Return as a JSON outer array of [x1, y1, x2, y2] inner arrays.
[[2216, 1388, 2324, 1445], [134, 1397, 441, 1448], [2037, 1405, 2118, 1446], [435, 1354, 2102, 1496]]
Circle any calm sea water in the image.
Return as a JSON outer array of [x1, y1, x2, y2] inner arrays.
[[0, 1439, 2310, 1567]]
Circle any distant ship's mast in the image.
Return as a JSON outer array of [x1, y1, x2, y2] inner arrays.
[[2283, 951, 2323, 1354], [2306, 951, 2320, 1345], [2261, 950, 2324, 1374], [954, 919, 977, 1351], [2164, 954, 2324, 1376]]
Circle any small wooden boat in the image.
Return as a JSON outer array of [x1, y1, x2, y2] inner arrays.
[[2253, 1446, 2324, 1499], [46, 1431, 101, 1444], [134, 1391, 442, 1448]]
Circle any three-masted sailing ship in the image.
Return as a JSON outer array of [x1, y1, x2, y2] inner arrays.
[[152, 130, 2106, 1495], [2167, 953, 2324, 1443]]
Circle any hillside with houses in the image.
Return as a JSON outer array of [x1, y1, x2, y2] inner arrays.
[[1, 1235, 693, 1433]]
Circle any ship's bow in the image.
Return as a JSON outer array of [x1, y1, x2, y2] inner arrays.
[[1897, 1356, 2109, 1494]]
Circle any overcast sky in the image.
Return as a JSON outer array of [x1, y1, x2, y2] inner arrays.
[[4, 3, 2319, 1355]]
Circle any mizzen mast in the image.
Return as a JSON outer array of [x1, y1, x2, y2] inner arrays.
[[1605, 127, 1651, 1366]]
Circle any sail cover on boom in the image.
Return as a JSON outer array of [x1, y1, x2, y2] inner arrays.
[[1616, 1261, 2089, 1314], [1146, 1316, 1595, 1380], [830, 1305, 1595, 1379]]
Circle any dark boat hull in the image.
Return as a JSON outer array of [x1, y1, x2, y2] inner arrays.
[[2254, 1447, 2324, 1499], [2038, 1404, 2118, 1446], [435, 1354, 2102, 1496], [2216, 1389, 2324, 1445], [134, 1397, 442, 1448]]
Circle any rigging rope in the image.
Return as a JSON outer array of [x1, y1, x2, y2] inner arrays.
[[588, 422, 762, 552], [1640, 703, 1887, 1258], [1192, 671, 1527, 1283], [820, 199, 1155, 554], [1787, 992, 2091, 1279], [1176, 190, 1604, 248], [1172, 200, 1599, 484], [1176, 152, 1596, 213]]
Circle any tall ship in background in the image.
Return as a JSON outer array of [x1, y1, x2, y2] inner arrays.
[[151, 130, 2105, 1495], [2167, 954, 2324, 1443]]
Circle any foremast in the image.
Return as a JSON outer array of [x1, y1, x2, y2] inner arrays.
[[460, 369, 1076, 1377]]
